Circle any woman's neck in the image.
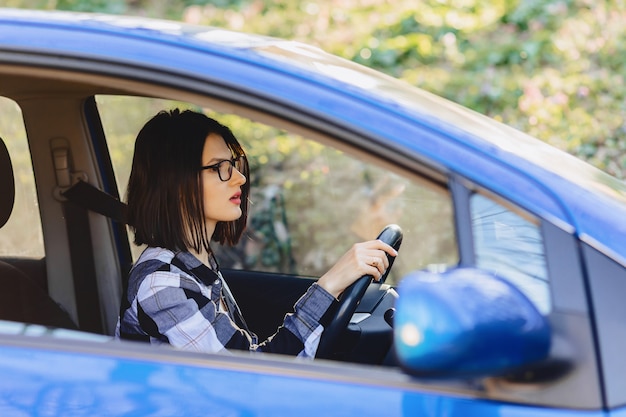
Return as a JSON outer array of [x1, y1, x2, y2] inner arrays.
[[188, 246, 211, 267], [187, 221, 216, 267]]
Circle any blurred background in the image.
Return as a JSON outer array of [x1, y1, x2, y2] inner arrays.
[[0, 0, 626, 179], [3, 0, 626, 180], [1, 0, 622, 286]]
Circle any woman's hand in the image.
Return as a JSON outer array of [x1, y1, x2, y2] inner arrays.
[[316, 240, 398, 299]]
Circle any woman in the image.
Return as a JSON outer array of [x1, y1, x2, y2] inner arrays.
[[116, 109, 397, 357]]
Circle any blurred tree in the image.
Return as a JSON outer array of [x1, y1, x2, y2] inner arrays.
[[5, 0, 626, 178], [176, 0, 626, 178]]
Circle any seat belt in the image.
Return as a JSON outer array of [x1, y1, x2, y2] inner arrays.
[[52, 139, 104, 333], [61, 181, 129, 334], [61, 200, 103, 333], [62, 180, 127, 224]]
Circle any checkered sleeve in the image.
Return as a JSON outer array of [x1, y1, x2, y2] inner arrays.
[[254, 283, 335, 357]]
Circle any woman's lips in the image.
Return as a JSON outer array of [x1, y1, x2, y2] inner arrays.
[[230, 192, 242, 205]]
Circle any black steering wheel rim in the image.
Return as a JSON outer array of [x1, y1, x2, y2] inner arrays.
[[315, 224, 403, 359]]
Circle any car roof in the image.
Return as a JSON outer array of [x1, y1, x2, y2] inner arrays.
[[2, 8, 626, 264]]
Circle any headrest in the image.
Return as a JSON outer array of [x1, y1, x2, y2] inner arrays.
[[0, 137, 15, 228]]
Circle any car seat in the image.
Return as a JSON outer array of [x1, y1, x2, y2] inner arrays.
[[0, 136, 77, 329]]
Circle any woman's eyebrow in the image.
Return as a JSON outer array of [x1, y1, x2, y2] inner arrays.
[[205, 155, 233, 164]]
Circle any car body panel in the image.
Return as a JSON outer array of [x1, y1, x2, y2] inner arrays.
[[0, 332, 608, 417]]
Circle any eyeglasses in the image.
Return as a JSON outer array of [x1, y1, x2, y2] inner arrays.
[[200, 155, 245, 182]]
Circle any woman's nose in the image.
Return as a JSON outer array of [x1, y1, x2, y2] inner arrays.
[[231, 167, 246, 185]]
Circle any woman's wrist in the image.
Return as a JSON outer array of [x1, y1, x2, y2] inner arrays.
[[316, 274, 342, 299]]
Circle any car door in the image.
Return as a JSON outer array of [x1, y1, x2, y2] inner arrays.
[[0, 64, 606, 417], [93, 93, 603, 413], [0, 11, 614, 415]]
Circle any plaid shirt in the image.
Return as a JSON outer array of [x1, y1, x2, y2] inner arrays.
[[116, 247, 335, 357]]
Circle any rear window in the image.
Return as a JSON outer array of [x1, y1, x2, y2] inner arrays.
[[0, 97, 44, 258]]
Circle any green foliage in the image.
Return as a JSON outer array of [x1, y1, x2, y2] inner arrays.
[[55, 0, 126, 13], [176, 0, 626, 179], [7, 0, 127, 13], [7, 0, 626, 178]]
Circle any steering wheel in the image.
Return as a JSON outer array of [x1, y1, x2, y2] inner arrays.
[[315, 224, 403, 359]]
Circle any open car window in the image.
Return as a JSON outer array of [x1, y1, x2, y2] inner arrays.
[[97, 95, 458, 285]]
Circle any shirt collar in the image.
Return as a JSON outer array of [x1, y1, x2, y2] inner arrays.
[[172, 250, 220, 286]]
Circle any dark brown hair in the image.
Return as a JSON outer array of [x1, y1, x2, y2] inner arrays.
[[126, 109, 249, 252]]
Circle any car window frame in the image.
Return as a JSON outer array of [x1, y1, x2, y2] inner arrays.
[[449, 174, 603, 408]]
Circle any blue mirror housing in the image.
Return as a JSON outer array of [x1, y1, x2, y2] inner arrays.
[[394, 268, 551, 378]]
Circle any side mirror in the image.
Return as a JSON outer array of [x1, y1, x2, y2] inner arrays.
[[393, 268, 551, 378]]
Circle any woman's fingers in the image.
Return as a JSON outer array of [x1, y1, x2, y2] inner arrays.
[[317, 239, 398, 298], [356, 242, 396, 280]]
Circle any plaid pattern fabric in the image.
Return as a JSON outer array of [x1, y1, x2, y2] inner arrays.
[[116, 247, 335, 357]]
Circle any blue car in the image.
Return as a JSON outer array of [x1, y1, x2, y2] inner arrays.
[[0, 8, 625, 416]]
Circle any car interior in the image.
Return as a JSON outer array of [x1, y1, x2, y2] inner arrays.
[[0, 136, 76, 329], [0, 67, 460, 365]]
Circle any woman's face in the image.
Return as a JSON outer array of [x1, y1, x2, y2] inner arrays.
[[200, 133, 247, 231]]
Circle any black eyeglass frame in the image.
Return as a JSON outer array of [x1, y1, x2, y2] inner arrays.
[[200, 155, 245, 182]]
